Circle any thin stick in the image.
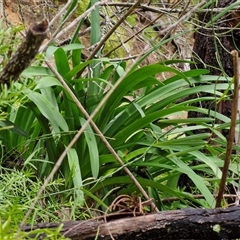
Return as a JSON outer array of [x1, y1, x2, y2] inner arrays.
[[40, 0, 76, 52], [85, 0, 141, 61], [0, 0, 4, 20], [49, 0, 72, 27], [216, 50, 239, 208], [105, 0, 207, 57], [103, 2, 240, 14], [54, 1, 102, 41], [162, 194, 238, 203]]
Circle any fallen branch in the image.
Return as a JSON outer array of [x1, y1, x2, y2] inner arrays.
[[0, 19, 48, 85], [22, 206, 240, 239]]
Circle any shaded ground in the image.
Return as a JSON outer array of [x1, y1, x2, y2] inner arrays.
[[3, 1, 66, 25], [2, 1, 193, 71]]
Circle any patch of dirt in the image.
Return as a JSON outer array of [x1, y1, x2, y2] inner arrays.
[[4, 0, 42, 24], [1, 1, 193, 77], [4, 5, 20, 24], [3, 1, 64, 30], [2, 0, 75, 45]]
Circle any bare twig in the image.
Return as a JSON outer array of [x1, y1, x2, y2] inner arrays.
[[38, 0, 232, 59], [40, 0, 76, 52], [49, 0, 72, 28], [162, 194, 237, 203], [101, 2, 240, 14], [86, 0, 141, 61], [54, 1, 102, 41], [158, 0, 207, 36], [216, 50, 240, 208], [0, 0, 4, 20], [104, 0, 187, 58]]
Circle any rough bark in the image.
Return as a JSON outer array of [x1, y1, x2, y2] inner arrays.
[[21, 206, 240, 239], [179, 0, 240, 191], [189, 0, 240, 125], [191, 0, 240, 75], [0, 19, 48, 85]]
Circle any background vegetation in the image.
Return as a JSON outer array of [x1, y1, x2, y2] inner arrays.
[[0, 0, 239, 239]]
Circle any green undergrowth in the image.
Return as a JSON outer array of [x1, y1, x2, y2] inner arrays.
[[0, 0, 240, 239]]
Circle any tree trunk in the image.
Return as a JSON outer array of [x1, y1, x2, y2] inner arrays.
[[189, 0, 240, 125], [21, 206, 240, 239], [179, 0, 240, 190]]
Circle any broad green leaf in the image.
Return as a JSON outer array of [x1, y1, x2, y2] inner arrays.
[[80, 117, 99, 178], [35, 77, 63, 89], [72, 38, 82, 67], [64, 60, 110, 80], [81, 188, 108, 209], [90, 176, 199, 206], [46, 44, 84, 59], [40, 87, 59, 111], [166, 154, 215, 207], [54, 48, 70, 76], [24, 90, 68, 132], [0, 119, 27, 137], [67, 148, 84, 205], [22, 66, 53, 78], [112, 106, 210, 147], [100, 64, 189, 127], [62, 43, 84, 52], [190, 150, 222, 178]]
